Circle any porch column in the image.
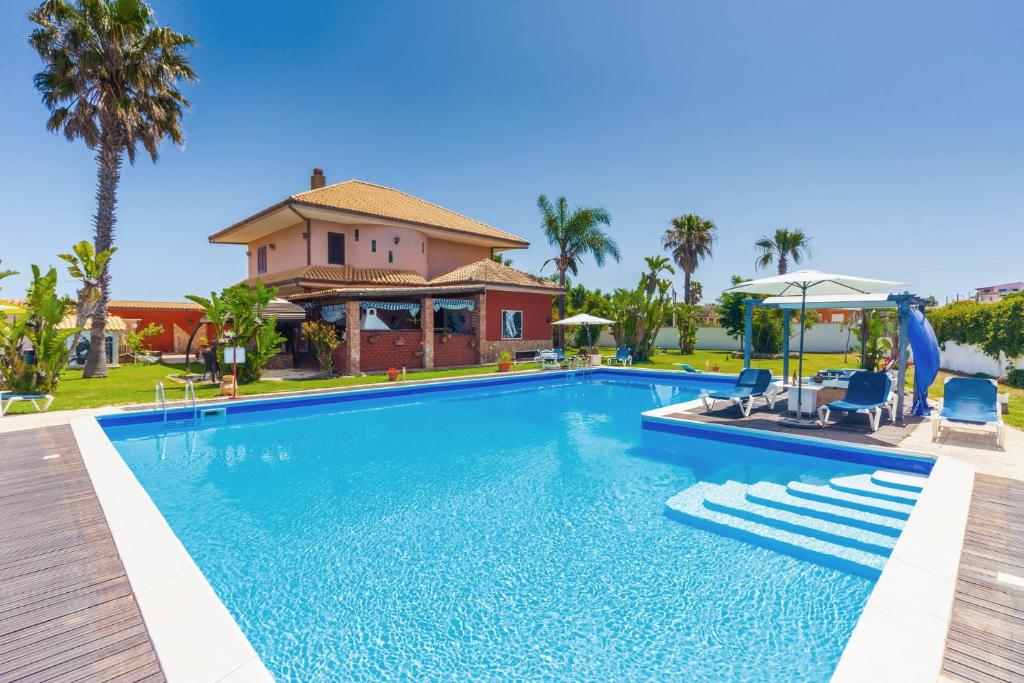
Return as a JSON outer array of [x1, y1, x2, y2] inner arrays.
[[346, 300, 360, 375], [782, 308, 791, 382], [895, 298, 910, 426], [476, 292, 487, 363], [422, 297, 434, 370], [743, 299, 754, 369]]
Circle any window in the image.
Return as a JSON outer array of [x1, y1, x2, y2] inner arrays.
[[371, 239, 377, 253], [354, 229, 360, 241], [328, 232, 345, 265], [388, 250, 393, 264], [501, 310, 523, 340], [257, 245, 267, 274]]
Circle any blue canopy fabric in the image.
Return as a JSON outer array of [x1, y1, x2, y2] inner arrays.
[[433, 298, 476, 311], [907, 307, 941, 416], [320, 304, 346, 323], [360, 301, 421, 316]]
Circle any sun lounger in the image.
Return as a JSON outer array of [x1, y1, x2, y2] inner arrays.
[[818, 371, 892, 432], [605, 347, 632, 366], [931, 377, 1005, 447], [0, 392, 54, 416], [701, 368, 777, 416], [675, 363, 701, 373]]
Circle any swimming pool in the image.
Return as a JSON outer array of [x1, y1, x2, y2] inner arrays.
[[101, 370, 930, 681]]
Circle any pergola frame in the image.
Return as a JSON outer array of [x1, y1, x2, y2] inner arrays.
[[741, 292, 927, 424]]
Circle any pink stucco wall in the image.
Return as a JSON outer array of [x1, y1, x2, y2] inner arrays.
[[247, 218, 494, 279], [426, 239, 491, 278]]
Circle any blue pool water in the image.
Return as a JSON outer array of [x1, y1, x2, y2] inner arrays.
[[102, 373, 918, 681]]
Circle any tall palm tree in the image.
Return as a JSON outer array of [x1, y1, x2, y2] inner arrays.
[[755, 228, 811, 275], [643, 255, 675, 295], [29, 0, 196, 377], [538, 195, 620, 347], [662, 214, 716, 305]]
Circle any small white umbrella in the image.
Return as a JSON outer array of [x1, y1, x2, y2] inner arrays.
[[552, 313, 616, 355], [726, 270, 905, 427]]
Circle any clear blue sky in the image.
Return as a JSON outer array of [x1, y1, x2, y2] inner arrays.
[[1, 0, 1022, 303]]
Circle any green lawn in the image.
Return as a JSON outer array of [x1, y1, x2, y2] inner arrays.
[[7, 351, 1021, 430]]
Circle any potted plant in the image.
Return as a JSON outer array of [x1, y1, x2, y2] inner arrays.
[[219, 374, 237, 395], [413, 340, 425, 357], [496, 351, 513, 373], [387, 367, 400, 381], [440, 331, 452, 344]]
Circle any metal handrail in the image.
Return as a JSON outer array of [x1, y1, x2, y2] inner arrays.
[[155, 381, 167, 425], [184, 379, 197, 421]]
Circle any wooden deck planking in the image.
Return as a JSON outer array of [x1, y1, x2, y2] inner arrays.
[[942, 474, 1024, 683], [670, 389, 923, 449], [0, 425, 165, 683]]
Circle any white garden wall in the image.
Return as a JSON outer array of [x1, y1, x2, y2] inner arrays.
[[939, 341, 1024, 377], [596, 322, 857, 354]]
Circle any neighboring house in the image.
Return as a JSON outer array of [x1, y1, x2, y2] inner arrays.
[[975, 282, 1024, 303], [209, 169, 561, 373], [57, 314, 126, 368], [106, 300, 213, 354]]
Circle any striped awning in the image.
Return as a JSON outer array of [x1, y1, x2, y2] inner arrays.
[[360, 301, 421, 316], [320, 304, 346, 323], [433, 298, 476, 311]]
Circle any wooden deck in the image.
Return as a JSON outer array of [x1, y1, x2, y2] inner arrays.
[[942, 474, 1024, 683], [0, 425, 165, 682], [669, 390, 924, 449]]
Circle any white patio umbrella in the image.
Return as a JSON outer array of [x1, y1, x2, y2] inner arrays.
[[552, 313, 616, 355], [726, 270, 905, 427]]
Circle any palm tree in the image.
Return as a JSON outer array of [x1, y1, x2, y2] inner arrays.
[[643, 256, 675, 295], [29, 0, 196, 377], [662, 214, 716, 305], [755, 228, 811, 275], [58, 240, 116, 356], [538, 195, 621, 346]]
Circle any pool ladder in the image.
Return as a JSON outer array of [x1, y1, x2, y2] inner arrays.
[[155, 379, 198, 426]]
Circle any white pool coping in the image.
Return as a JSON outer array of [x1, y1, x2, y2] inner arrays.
[[71, 373, 973, 682], [71, 417, 274, 683], [641, 402, 973, 683]]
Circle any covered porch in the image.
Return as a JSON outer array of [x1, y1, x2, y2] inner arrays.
[[293, 286, 488, 374]]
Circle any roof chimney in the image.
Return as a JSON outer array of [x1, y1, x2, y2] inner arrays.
[[310, 167, 326, 190]]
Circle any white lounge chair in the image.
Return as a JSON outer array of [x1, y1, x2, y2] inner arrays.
[[0, 392, 54, 416]]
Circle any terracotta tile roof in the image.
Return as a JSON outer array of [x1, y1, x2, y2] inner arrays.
[[242, 264, 428, 289], [107, 300, 203, 311], [289, 284, 486, 301], [289, 181, 528, 246], [57, 314, 128, 332], [429, 259, 562, 291]]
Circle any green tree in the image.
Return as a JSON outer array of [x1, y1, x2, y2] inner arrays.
[[0, 265, 77, 395], [717, 275, 749, 346], [124, 322, 163, 360], [0, 259, 16, 287], [490, 253, 513, 267], [58, 240, 116, 356], [663, 214, 716, 305], [643, 255, 675, 295], [537, 194, 621, 346], [755, 228, 811, 274], [30, 0, 196, 378]]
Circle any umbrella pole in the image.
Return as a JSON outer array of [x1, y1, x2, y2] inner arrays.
[[781, 285, 818, 428]]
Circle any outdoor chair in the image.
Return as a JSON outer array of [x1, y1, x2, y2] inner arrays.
[[538, 350, 561, 370], [606, 347, 632, 366], [675, 363, 701, 373], [701, 368, 777, 416], [931, 377, 1005, 447], [0, 392, 54, 416], [817, 371, 892, 432]]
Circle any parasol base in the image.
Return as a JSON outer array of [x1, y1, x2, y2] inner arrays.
[[779, 417, 823, 429]]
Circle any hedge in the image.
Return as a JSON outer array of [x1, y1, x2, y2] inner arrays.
[[928, 293, 1024, 361]]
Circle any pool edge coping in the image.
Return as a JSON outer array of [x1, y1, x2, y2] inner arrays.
[[640, 404, 973, 683], [71, 417, 274, 683]]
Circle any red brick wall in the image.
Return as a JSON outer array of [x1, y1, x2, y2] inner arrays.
[[433, 333, 478, 367], [360, 331, 424, 372], [332, 341, 348, 374], [107, 306, 215, 353], [484, 290, 554, 343]]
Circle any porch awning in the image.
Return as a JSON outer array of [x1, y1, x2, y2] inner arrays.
[[360, 301, 421, 316], [320, 304, 346, 323], [433, 298, 476, 311]]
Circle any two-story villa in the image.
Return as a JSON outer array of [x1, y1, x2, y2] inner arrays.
[[209, 169, 560, 373]]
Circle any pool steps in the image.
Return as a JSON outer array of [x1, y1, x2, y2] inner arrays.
[[666, 469, 926, 578]]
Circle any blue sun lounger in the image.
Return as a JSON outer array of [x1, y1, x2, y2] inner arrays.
[[817, 371, 892, 432], [674, 363, 701, 373], [931, 377, 1005, 447], [0, 392, 54, 416], [701, 368, 777, 417]]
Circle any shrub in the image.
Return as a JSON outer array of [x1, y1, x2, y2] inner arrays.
[[125, 323, 163, 360], [929, 293, 1024, 361], [1006, 368, 1024, 388], [303, 321, 340, 374]]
